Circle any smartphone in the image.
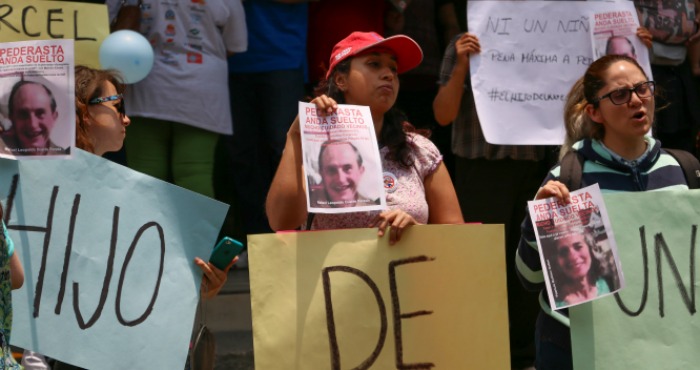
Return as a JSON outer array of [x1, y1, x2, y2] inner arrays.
[[209, 237, 244, 270]]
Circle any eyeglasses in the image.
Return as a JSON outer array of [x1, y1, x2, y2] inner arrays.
[[591, 81, 655, 105], [89, 94, 126, 117]]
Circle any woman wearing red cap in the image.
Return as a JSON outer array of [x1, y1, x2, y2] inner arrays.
[[267, 31, 464, 243]]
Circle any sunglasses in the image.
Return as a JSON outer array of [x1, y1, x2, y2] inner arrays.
[[591, 81, 655, 106], [89, 94, 126, 117]]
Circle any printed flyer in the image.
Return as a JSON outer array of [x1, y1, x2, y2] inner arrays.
[[299, 102, 386, 214], [529, 184, 624, 310], [0, 39, 75, 159], [590, 8, 652, 77]]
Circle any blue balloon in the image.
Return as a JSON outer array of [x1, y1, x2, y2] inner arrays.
[[99, 30, 154, 84]]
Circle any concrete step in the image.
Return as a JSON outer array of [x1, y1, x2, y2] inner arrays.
[[203, 266, 254, 370]]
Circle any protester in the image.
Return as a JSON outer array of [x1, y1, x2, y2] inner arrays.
[[308, 140, 379, 208], [226, 1, 308, 239], [433, 31, 544, 370], [4, 80, 68, 156], [0, 205, 24, 370], [516, 54, 692, 370], [266, 31, 463, 243], [21, 66, 234, 370], [635, 0, 700, 156], [541, 226, 608, 308], [386, 0, 462, 175], [105, 0, 247, 198]]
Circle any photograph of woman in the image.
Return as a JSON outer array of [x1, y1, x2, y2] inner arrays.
[[540, 225, 616, 308]]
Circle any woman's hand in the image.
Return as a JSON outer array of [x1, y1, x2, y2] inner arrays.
[[535, 180, 571, 203], [311, 94, 338, 115], [287, 95, 338, 138], [370, 209, 421, 245], [636, 27, 653, 49], [455, 33, 481, 67], [195, 256, 238, 300]]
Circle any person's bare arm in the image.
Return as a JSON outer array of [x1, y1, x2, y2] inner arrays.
[[266, 95, 338, 230], [10, 252, 23, 290], [433, 33, 480, 126], [424, 162, 464, 225], [266, 117, 308, 231]]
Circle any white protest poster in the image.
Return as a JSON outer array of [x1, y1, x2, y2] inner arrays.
[[591, 9, 652, 77], [467, 0, 640, 145], [0, 39, 75, 159], [529, 184, 624, 310], [299, 102, 386, 214], [2, 149, 228, 370]]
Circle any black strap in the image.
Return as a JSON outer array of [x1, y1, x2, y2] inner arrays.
[[664, 148, 700, 189], [305, 212, 315, 231], [559, 150, 585, 191], [560, 148, 700, 191]]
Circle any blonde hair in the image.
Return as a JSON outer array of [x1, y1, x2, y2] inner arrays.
[[560, 77, 604, 160]]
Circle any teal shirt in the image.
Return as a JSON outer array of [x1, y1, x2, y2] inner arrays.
[[556, 277, 611, 308], [0, 220, 20, 368]]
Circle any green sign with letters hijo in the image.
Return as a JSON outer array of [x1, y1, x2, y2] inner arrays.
[[570, 190, 700, 369]]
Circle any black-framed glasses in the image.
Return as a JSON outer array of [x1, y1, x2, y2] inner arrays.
[[591, 81, 655, 105], [89, 94, 125, 117]]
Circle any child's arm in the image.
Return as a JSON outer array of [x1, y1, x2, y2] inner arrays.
[[10, 252, 23, 290]]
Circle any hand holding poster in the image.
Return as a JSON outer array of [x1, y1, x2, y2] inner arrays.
[[299, 102, 386, 213], [0, 39, 74, 159], [529, 184, 624, 309]]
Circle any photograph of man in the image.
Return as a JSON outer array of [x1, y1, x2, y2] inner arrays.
[[605, 36, 637, 59], [2, 80, 68, 156], [309, 140, 380, 208]]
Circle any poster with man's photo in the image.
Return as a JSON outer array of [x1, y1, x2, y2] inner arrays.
[[298, 102, 386, 214], [528, 184, 624, 310], [0, 39, 74, 159], [590, 7, 652, 78]]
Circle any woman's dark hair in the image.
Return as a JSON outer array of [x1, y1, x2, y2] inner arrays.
[[314, 59, 415, 168], [74, 65, 126, 153]]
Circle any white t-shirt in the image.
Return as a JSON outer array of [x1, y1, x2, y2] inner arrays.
[[107, 0, 247, 134]]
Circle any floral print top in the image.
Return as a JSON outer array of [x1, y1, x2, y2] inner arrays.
[[0, 221, 20, 369]]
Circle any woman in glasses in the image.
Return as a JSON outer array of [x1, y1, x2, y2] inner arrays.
[[515, 54, 693, 370]]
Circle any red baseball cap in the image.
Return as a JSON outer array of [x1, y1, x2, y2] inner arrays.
[[326, 31, 423, 79]]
